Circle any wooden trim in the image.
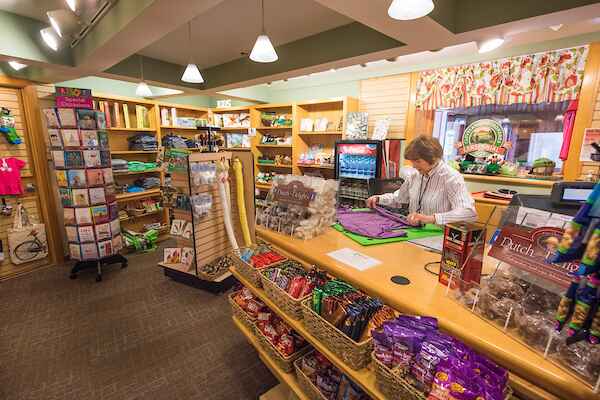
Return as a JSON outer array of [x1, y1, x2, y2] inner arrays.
[[404, 71, 419, 144], [21, 85, 64, 265], [155, 101, 209, 112], [92, 92, 157, 106], [296, 97, 346, 106], [0, 75, 35, 88], [564, 42, 600, 180], [463, 174, 555, 187], [252, 102, 293, 110], [212, 106, 252, 113]]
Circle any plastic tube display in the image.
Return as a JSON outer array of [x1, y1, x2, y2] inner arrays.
[[233, 158, 252, 247], [216, 159, 238, 251]]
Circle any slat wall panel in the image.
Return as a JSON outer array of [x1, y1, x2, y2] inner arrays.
[[0, 87, 48, 279], [359, 73, 411, 139]]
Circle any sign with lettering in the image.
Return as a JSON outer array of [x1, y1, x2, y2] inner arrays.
[[272, 180, 316, 207], [458, 119, 506, 158], [487, 223, 578, 287], [55, 86, 93, 109]]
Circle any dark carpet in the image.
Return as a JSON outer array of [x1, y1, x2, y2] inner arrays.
[[0, 246, 277, 400]]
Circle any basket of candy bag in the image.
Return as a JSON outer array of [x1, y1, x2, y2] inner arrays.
[[300, 279, 395, 370], [232, 245, 286, 287], [253, 312, 310, 373], [228, 287, 265, 332], [261, 261, 328, 320], [294, 350, 371, 400], [371, 315, 513, 400]]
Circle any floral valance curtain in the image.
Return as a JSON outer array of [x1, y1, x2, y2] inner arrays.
[[415, 46, 589, 110]]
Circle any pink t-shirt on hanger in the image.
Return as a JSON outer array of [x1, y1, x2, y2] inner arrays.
[[0, 157, 26, 195]]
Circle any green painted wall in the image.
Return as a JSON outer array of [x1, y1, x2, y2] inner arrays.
[[266, 80, 360, 103]]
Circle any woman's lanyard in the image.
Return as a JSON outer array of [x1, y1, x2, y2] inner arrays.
[[416, 174, 431, 213]]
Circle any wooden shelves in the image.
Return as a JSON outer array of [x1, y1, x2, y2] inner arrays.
[[113, 169, 161, 176], [256, 126, 292, 130], [115, 188, 161, 202], [119, 209, 161, 222], [160, 125, 199, 130], [256, 144, 292, 148], [220, 126, 250, 131], [110, 150, 158, 155], [106, 127, 155, 132], [255, 183, 272, 191], [299, 131, 342, 136], [232, 317, 310, 400], [297, 164, 335, 170], [256, 163, 292, 169], [230, 267, 385, 400]]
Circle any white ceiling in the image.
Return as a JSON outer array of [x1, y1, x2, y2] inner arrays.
[[0, 0, 104, 22], [139, 0, 352, 69]]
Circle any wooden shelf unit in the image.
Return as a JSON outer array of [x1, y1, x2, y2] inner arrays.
[[94, 94, 168, 236], [210, 106, 252, 149]]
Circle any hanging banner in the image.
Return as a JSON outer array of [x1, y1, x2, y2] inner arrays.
[[55, 87, 93, 109]]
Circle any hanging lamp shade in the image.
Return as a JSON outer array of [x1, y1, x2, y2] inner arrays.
[[136, 82, 153, 97], [181, 63, 204, 83], [388, 0, 434, 20], [250, 34, 278, 63]]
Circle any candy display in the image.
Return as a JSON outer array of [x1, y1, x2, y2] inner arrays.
[[239, 245, 286, 269], [233, 286, 267, 321], [256, 311, 307, 358], [264, 261, 327, 299], [372, 315, 509, 398], [298, 351, 370, 400]]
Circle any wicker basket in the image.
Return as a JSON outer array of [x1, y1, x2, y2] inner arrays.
[[300, 298, 372, 370], [260, 269, 310, 320], [228, 291, 257, 332], [372, 353, 514, 400], [231, 248, 286, 288], [253, 322, 310, 373], [293, 352, 328, 400]]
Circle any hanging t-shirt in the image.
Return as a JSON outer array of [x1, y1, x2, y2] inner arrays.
[[0, 157, 26, 195]]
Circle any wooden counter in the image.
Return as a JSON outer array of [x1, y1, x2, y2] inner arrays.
[[257, 226, 598, 400]]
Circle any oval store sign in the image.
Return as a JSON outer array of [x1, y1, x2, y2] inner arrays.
[[460, 119, 506, 158]]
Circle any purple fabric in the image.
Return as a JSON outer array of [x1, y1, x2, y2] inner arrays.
[[336, 207, 410, 239]]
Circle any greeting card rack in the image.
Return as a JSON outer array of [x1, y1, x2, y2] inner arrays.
[[44, 106, 127, 281], [159, 149, 256, 292]]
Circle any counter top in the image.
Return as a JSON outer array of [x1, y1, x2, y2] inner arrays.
[[257, 226, 597, 400]]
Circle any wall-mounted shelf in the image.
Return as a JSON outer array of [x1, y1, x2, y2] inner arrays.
[[297, 164, 335, 170], [106, 127, 155, 132], [256, 144, 292, 148], [113, 169, 162, 176], [256, 126, 292, 130], [115, 188, 161, 202], [299, 131, 343, 136], [110, 150, 158, 155], [160, 125, 199, 130], [256, 163, 293, 169]]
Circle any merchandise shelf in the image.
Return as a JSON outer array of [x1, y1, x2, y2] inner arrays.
[[115, 188, 161, 202]]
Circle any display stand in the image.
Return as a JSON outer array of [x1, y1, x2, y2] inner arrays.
[[159, 149, 255, 292], [44, 104, 126, 282]]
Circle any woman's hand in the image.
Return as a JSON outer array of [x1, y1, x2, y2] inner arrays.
[[366, 195, 379, 208], [407, 213, 436, 226]]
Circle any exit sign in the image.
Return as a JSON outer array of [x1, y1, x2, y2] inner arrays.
[[216, 99, 232, 108]]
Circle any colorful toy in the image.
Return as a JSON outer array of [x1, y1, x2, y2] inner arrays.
[[0, 108, 22, 145]]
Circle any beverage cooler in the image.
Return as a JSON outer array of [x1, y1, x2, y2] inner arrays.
[[334, 140, 403, 206]]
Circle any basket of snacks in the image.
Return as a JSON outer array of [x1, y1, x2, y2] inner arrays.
[[260, 261, 328, 320], [228, 287, 265, 331], [371, 315, 513, 400], [253, 313, 310, 373], [232, 245, 286, 287], [300, 279, 395, 370], [294, 350, 372, 400]]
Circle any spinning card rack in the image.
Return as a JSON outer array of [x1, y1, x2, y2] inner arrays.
[[159, 149, 256, 292]]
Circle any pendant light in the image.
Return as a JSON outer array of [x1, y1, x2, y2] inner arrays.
[[181, 20, 204, 83], [65, 0, 76, 12], [388, 0, 434, 20], [40, 27, 59, 51], [8, 61, 27, 71], [249, 0, 278, 63], [136, 55, 153, 97]]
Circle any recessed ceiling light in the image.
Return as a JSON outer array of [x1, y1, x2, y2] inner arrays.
[[549, 24, 563, 31], [388, 0, 434, 20], [8, 61, 27, 71], [477, 38, 504, 53], [65, 0, 76, 12], [47, 10, 79, 38], [40, 27, 59, 51]]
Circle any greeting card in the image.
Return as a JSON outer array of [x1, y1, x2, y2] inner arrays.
[[164, 248, 181, 264], [64, 151, 85, 168], [77, 225, 95, 242], [75, 207, 93, 225], [110, 218, 121, 235], [67, 169, 87, 188], [104, 185, 116, 202], [76, 109, 97, 130], [98, 240, 113, 258], [55, 170, 68, 187], [91, 205, 109, 224], [108, 202, 118, 220], [61, 129, 80, 147], [66, 226, 78, 242], [48, 129, 63, 147], [97, 131, 109, 148], [170, 219, 184, 236], [95, 111, 106, 129], [80, 130, 99, 147], [182, 222, 193, 240], [72, 188, 90, 206], [63, 207, 76, 225], [99, 151, 111, 167], [300, 118, 314, 132], [69, 243, 81, 260], [81, 243, 99, 260], [83, 150, 101, 168], [43, 108, 60, 128], [52, 151, 65, 168], [181, 247, 194, 266], [59, 188, 73, 207], [57, 108, 76, 128], [102, 168, 114, 184], [112, 234, 123, 252], [89, 187, 106, 205], [95, 223, 112, 241], [86, 169, 104, 186]]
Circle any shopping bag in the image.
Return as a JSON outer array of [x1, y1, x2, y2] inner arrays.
[[7, 204, 48, 265]]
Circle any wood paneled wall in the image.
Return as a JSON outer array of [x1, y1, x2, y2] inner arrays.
[[359, 73, 411, 139]]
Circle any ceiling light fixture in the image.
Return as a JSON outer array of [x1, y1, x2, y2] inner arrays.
[[250, 0, 278, 63], [388, 0, 434, 20], [181, 20, 204, 83], [8, 61, 27, 71], [477, 37, 504, 53], [136, 55, 153, 97], [40, 27, 59, 51], [65, 0, 76, 12], [549, 24, 563, 32]]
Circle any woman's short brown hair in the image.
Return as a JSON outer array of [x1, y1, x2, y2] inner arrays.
[[404, 135, 443, 164]]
